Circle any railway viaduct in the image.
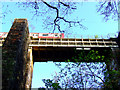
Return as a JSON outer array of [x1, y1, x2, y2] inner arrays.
[[1, 19, 120, 89]]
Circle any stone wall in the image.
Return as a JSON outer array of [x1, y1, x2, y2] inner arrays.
[[117, 32, 120, 48], [25, 47, 33, 88], [2, 19, 30, 90], [112, 48, 120, 69]]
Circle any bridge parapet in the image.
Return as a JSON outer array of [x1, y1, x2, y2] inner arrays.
[[0, 37, 118, 48], [0, 31, 118, 48], [29, 38, 118, 48]]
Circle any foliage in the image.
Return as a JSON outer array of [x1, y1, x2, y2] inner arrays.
[[69, 50, 105, 62], [104, 70, 120, 88], [42, 49, 120, 89], [42, 50, 104, 88], [42, 79, 61, 89], [95, 35, 98, 39]]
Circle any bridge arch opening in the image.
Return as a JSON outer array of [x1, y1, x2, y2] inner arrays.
[[30, 47, 112, 88]]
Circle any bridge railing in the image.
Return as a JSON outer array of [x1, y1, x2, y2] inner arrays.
[[28, 37, 118, 47], [0, 33, 118, 47]]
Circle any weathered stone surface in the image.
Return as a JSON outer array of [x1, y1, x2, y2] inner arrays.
[[2, 19, 30, 90], [111, 48, 120, 70], [25, 47, 33, 88], [117, 32, 120, 48]]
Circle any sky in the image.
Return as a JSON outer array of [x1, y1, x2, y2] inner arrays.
[[31, 62, 68, 88], [1, 2, 118, 36], [1, 1, 119, 89]]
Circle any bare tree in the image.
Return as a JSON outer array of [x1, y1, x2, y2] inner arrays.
[[42, 49, 120, 89], [97, 1, 119, 21], [42, 50, 107, 89], [53, 62, 106, 88], [1, 1, 119, 32], [1, 0, 87, 33]]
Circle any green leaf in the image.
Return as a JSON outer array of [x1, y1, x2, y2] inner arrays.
[[67, 59, 70, 62], [96, 51, 98, 54], [52, 83, 59, 88]]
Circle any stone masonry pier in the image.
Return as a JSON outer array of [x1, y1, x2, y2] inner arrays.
[[2, 19, 33, 90]]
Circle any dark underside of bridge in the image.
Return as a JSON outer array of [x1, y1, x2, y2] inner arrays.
[[32, 47, 111, 62]]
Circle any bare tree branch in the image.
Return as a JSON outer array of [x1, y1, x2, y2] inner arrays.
[[58, 0, 70, 8], [41, 0, 86, 32], [97, 1, 118, 21], [85, 63, 106, 87]]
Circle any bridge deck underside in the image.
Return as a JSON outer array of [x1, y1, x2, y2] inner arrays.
[[32, 47, 111, 62]]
